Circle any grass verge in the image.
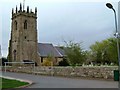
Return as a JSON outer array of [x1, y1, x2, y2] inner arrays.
[[0, 77, 29, 89]]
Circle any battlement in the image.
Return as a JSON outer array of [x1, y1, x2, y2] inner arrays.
[[12, 3, 37, 19]]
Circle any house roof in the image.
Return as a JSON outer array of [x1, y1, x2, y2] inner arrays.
[[38, 43, 63, 57]]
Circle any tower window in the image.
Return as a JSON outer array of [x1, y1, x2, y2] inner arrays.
[[24, 20, 27, 29], [14, 50, 16, 53], [25, 36, 26, 39], [14, 21, 17, 30]]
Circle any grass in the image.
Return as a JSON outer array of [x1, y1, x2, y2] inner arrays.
[[0, 77, 29, 89]]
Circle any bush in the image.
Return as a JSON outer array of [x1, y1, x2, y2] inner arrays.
[[42, 59, 53, 66], [58, 58, 69, 66]]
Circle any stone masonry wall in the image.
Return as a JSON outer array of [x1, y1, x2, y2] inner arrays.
[[3, 66, 118, 80]]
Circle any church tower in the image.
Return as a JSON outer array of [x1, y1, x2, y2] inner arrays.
[[8, 4, 39, 65]]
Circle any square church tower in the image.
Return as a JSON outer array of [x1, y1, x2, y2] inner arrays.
[[8, 4, 40, 65]]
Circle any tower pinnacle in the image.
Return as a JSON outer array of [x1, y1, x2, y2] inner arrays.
[[12, 8, 14, 15], [20, 3, 22, 11], [16, 6, 18, 13]]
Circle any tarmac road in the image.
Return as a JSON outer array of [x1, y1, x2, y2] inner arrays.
[[1, 71, 118, 88]]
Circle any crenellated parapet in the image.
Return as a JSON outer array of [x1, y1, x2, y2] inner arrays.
[[12, 3, 37, 19], [8, 2, 40, 66]]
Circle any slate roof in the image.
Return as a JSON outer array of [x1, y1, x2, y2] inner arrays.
[[54, 46, 66, 57], [38, 43, 63, 57]]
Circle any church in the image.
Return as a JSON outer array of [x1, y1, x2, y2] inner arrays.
[[8, 4, 65, 66]]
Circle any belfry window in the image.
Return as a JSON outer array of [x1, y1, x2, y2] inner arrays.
[[14, 21, 17, 30], [24, 20, 27, 29]]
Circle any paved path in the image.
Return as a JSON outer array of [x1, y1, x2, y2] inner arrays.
[[1, 71, 118, 88]]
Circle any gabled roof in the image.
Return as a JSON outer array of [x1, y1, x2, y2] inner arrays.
[[38, 43, 62, 57], [54, 46, 66, 57]]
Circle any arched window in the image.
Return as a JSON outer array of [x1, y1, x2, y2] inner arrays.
[[24, 20, 27, 29], [14, 21, 17, 30]]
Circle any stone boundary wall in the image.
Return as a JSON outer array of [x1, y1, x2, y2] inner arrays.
[[2, 66, 118, 80]]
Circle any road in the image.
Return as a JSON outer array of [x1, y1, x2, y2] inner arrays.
[[1, 71, 118, 88]]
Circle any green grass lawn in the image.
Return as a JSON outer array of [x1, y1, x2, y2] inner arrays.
[[0, 77, 29, 89]]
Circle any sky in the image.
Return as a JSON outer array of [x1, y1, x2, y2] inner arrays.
[[0, 0, 119, 57]]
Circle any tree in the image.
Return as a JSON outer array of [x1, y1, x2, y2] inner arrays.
[[2, 57, 8, 66], [64, 41, 86, 66], [90, 38, 118, 65], [107, 38, 118, 64], [90, 42, 101, 64]]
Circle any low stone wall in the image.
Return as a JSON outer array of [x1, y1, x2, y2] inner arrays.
[[35, 66, 118, 79], [2, 66, 118, 80]]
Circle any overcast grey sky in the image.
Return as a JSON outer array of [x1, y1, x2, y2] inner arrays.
[[1, 0, 119, 57]]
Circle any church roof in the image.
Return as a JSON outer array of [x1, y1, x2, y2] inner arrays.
[[54, 46, 66, 57], [38, 43, 63, 58]]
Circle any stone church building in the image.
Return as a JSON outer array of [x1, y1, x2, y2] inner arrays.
[[8, 4, 65, 66]]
